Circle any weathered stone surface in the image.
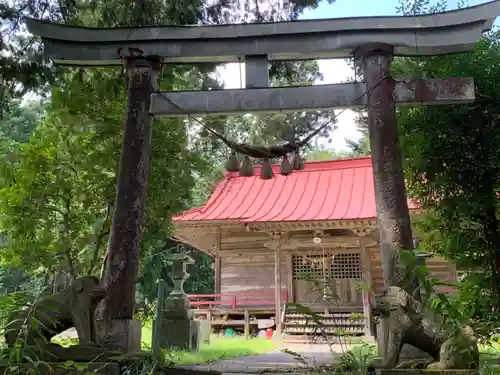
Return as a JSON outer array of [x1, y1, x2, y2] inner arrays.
[[427, 327, 479, 370], [154, 319, 200, 351], [95, 319, 142, 353], [372, 287, 479, 370], [5, 276, 105, 348], [376, 320, 433, 364], [197, 320, 211, 345], [148, 78, 475, 117], [99, 58, 160, 348]]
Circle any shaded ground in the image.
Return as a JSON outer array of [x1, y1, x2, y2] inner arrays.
[[179, 343, 344, 374]]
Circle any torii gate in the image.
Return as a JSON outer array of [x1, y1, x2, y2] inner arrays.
[[26, 0, 500, 351]]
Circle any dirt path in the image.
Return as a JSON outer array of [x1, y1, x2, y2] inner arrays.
[[180, 343, 347, 374]]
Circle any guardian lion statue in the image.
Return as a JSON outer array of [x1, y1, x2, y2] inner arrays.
[[5, 276, 106, 348], [372, 286, 479, 370]]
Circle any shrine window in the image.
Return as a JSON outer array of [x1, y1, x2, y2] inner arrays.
[[292, 250, 361, 280], [330, 252, 361, 279], [292, 254, 327, 280]]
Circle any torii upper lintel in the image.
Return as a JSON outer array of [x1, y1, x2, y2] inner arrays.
[[25, 0, 500, 66]]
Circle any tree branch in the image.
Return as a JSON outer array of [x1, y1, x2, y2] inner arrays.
[[88, 200, 113, 275], [63, 196, 76, 279]]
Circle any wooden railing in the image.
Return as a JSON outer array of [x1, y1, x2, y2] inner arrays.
[[187, 291, 289, 309]]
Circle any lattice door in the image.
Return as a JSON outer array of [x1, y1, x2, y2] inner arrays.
[[292, 250, 363, 307], [292, 253, 327, 306], [327, 252, 362, 306]]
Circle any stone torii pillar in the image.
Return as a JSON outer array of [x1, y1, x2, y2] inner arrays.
[[354, 44, 415, 292], [99, 55, 162, 351]]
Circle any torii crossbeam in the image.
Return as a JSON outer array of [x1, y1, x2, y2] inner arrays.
[[26, 0, 500, 353]]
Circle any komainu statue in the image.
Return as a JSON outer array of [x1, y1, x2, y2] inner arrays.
[[5, 276, 106, 348], [372, 286, 479, 370]]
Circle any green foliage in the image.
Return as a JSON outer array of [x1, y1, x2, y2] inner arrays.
[[0, 66, 213, 280], [136, 240, 214, 311], [394, 30, 500, 321], [0, 117, 113, 276], [0, 99, 45, 143], [345, 135, 370, 157], [333, 344, 377, 375]]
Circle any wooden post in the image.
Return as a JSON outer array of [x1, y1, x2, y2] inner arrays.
[[354, 44, 415, 292], [213, 256, 221, 295], [275, 245, 282, 336], [359, 238, 374, 340], [264, 233, 284, 337], [286, 253, 294, 303], [101, 56, 161, 350], [244, 309, 250, 339], [207, 310, 213, 335]]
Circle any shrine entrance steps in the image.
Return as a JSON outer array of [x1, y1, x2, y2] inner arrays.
[[282, 311, 365, 344], [192, 307, 367, 343]]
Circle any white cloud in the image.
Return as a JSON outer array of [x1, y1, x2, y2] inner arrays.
[[216, 59, 362, 151]]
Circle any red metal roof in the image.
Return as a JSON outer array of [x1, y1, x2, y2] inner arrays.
[[173, 156, 417, 223]]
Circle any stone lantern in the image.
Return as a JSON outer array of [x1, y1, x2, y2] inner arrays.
[[152, 245, 202, 351]]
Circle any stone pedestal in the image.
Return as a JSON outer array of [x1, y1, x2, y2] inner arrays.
[[197, 320, 211, 345], [399, 344, 433, 362], [154, 319, 200, 350], [96, 319, 142, 353]]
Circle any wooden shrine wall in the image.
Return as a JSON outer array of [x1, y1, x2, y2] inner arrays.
[[368, 245, 457, 294], [220, 253, 288, 304], [218, 227, 287, 307], [216, 227, 458, 310]]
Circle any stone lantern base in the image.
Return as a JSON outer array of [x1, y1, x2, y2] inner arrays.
[[153, 318, 201, 351]]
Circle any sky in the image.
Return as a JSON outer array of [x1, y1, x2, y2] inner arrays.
[[217, 0, 494, 151]]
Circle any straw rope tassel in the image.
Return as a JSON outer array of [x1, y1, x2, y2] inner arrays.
[[225, 151, 240, 172], [260, 158, 274, 179], [292, 150, 304, 170], [239, 156, 253, 177], [280, 155, 293, 175]]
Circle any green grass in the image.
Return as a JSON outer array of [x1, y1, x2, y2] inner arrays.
[[165, 336, 276, 365], [141, 324, 276, 365], [479, 341, 500, 363]]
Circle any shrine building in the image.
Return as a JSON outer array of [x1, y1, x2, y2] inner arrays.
[[172, 156, 457, 341]]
